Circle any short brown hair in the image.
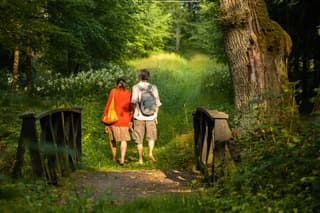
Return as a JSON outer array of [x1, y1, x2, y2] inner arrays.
[[139, 69, 150, 81]]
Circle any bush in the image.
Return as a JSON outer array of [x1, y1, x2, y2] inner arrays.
[[32, 63, 136, 98]]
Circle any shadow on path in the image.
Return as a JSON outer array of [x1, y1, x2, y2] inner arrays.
[[71, 169, 200, 204]]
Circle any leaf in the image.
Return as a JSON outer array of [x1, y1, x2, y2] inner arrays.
[[300, 176, 316, 183]]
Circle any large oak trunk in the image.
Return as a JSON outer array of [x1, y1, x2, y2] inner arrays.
[[219, 0, 292, 115]]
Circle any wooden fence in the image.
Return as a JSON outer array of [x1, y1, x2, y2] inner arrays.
[[193, 107, 240, 183], [12, 106, 82, 185]]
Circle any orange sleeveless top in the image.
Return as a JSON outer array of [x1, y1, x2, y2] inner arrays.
[[102, 88, 132, 126]]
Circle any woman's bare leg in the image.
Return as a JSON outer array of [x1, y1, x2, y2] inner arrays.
[[120, 141, 127, 164]]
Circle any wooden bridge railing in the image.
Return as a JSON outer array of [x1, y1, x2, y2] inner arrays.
[[12, 106, 82, 185], [193, 107, 240, 183]]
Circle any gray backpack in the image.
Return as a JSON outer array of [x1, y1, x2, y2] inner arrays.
[[138, 85, 156, 116]]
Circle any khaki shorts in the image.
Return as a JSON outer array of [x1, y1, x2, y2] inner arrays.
[[133, 119, 157, 144], [111, 126, 131, 142]]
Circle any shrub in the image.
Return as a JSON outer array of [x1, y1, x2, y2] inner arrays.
[[32, 63, 136, 98]]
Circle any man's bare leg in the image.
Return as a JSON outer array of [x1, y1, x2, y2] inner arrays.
[[148, 140, 156, 163], [137, 143, 143, 164]]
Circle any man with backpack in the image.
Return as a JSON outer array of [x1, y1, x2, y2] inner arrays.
[[131, 69, 161, 164]]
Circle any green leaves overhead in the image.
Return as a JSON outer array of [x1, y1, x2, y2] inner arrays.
[[0, 0, 225, 76], [0, 0, 52, 51], [0, 0, 172, 74]]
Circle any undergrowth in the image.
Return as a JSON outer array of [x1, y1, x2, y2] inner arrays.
[[0, 52, 233, 211], [1, 53, 319, 212]]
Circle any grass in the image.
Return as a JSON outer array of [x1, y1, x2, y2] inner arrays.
[[79, 52, 233, 170], [0, 52, 235, 212], [1, 52, 320, 212]]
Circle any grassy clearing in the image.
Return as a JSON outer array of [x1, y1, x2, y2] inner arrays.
[[80, 52, 233, 170], [0, 52, 234, 212], [1, 53, 319, 212], [127, 52, 233, 169]]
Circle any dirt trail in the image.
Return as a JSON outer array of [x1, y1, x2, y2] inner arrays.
[[71, 169, 200, 204]]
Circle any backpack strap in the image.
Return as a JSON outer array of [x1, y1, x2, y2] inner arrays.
[[147, 84, 153, 92], [138, 84, 153, 91]]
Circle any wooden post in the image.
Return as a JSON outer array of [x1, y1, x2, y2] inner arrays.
[[14, 107, 82, 184], [12, 112, 43, 178], [193, 107, 240, 184]]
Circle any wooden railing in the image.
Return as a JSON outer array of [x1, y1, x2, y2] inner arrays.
[[193, 107, 240, 183], [12, 106, 82, 185]]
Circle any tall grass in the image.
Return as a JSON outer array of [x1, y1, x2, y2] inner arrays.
[[2, 53, 318, 212], [129, 53, 233, 169], [62, 52, 234, 170], [1, 53, 233, 173], [0, 53, 235, 211]]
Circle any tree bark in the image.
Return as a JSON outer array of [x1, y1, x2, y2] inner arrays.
[[12, 46, 20, 92], [218, 0, 292, 125], [26, 45, 33, 90], [176, 25, 181, 52]]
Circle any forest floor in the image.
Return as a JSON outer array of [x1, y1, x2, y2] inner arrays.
[[69, 169, 202, 204]]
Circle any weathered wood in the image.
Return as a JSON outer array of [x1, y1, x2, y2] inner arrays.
[[12, 107, 82, 184], [193, 107, 240, 183], [12, 112, 42, 178]]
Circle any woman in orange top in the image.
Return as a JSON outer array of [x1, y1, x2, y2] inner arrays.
[[102, 77, 132, 165]]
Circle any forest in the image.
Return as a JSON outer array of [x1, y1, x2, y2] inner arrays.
[[0, 0, 319, 212]]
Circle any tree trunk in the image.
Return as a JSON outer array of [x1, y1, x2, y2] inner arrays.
[[176, 25, 181, 52], [12, 46, 20, 92], [218, 0, 292, 125], [26, 45, 33, 90]]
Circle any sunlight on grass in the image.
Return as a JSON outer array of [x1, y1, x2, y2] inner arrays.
[[189, 53, 213, 71], [0, 52, 234, 212], [130, 52, 188, 72], [1, 52, 318, 212], [157, 131, 195, 170], [77, 52, 233, 170], [110, 193, 203, 213], [85, 52, 233, 170]]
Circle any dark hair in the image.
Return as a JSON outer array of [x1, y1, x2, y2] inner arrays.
[[139, 69, 150, 81], [116, 77, 126, 89], [116, 77, 126, 85]]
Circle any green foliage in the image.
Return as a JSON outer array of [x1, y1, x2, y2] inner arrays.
[[310, 87, 320, 114], [0, 0, 173, 77], [0, 69, 10, 91], [130, 53, 233, 113], [0, 180, 115, 212], [3, 53, 319, 212], [126, 2, 171, 58], [227, 115, 320, 211], [129, 52, 234, 171], [110, 194, 203, 213], [1, 52, 232, 171], [188, 1, 227, 62], [0, 0, 50, 50], [32, 63, 136, 99], [215, 85, 320, 211]]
